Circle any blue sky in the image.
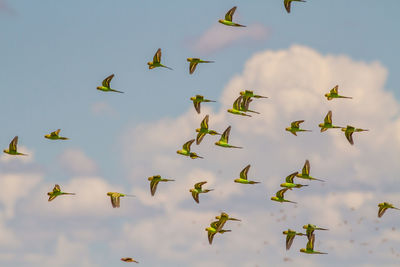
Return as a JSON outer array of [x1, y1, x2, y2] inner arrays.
[[1, 1, 400, 266]]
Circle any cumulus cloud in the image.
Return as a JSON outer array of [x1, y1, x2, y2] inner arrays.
[[118, 45, 400, 266], [58, 148, 98, 175], [188, 23, 269, 54]]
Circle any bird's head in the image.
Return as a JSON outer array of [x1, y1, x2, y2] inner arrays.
[[318, 123, 324, 128], [44, 134, 50, 138], [300, 248, 306, 253], [187, 58, 192, 62], [148, 177, 153, 181], [271, 196, 277, 201], [107, 192, 113, 196], [96, 86, 102, 90], [218, 19, 224, 23], [176, 150, 182, 155], [324, 93, 329, 97], [195, 128, 200, 133], [3, 149, 7, 153], [234, 178, 240, 183], [189, 188, 193, 193], [285, 127, 291, 131], [280, 183, 287, 188], [190, 97, 195, 101]]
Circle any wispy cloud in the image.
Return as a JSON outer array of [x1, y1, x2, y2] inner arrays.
[[188, 23, 269, 55]]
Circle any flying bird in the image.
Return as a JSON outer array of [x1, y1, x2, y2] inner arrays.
[[318, 111, 342, 132], [189, 181, 213, 204], [44, 129, 69, 140], [234, 164, 260, 184], [280, 172, 308, 189], [284, 0, 306, 13], [96, 74, 124, 93], [47, 184, 75, 201], [325, 85, 352, 100], [283, 229, 305, 250], [378, 202, 400, 218], [190, 95, 216, 114], [218, 6, 246, 27], [205, 220, 231, 245], [196, 115, 220, 145], [271, 188, 296, 204], [148, 175, 175, 196], [215, 126, 242, 149], [239, 97, 260, 114], [341, 125, 369, 145], [215, 212, 241, 230], [240, 90, 268, 100], [120, 257, 139, 263], [286, 120, 311, 136], [177, 139, 203, 159], [107, 192, 135, 208], [227, 96, 251, 117], [187, 58, 214, 74], [3, 136, 27, 156], [302, 224, 328, 240], [300, 234, 327, 254], [147, 48, 173, 70], [296, 160, 324, 182]]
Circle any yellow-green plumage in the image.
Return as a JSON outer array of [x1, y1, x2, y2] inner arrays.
[[107, 192, 134, 208], [147, 48, 173, 70], [378, 202, 400, 218], [44, 129, 69, 140], [234, 164, 260, 184], [47, 184, 75, 201], [176, 139, 203, 159], [215, 126, 242, 149], [148, 175, 175, 196], [218, 6, 246, 27], [3, 136, 27, 156], [96, 74, 124, 93], [189, 181, 213, 203]]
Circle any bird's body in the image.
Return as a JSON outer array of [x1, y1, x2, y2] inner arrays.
[[271, 188, 296, 204], [283, 229, 305, 250], [190, 181, 213, 204], [190, 95, 216, 114], [205, 220, 231, 245], [302, 224, 328, 240], [378, 202, 400, 218], [227, 96, 252, 117], [240, 90, 268, 100], [214, 212, 241, 232], [286, 120, 311, 136], [296, 160, 324, 182], [147, 48, 172, 70], [284, 0, 306, 13], [300, 234, 327, 254], [239, 96, 260, 114], [319, 111, 342, 132], [218, 6, 246, 27], [47, 184, 75, 201], [341, 125, 368, 145], [234, 164, 260, 184], [215, 126, 242, 148], [121, 257, 139, 263], [280, 172, 308, 189], [148, 175, 175, 196], [3, 136, 27, 156], [44, 129, 69, 140], [96, 74, 124, 93], [107, 192, 134, 208], [325, 85, 352, 100], [187, 58, 214, 74], [177, 139, 203, 159], [196, 115, 220, 145]]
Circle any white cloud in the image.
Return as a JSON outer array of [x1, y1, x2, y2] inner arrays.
[[58, 148, 98, 175], [118, 45, 400, 266], [189, 23, 269, 54]]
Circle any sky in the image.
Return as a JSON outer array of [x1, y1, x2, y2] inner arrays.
[[1, 0, 400, 266]]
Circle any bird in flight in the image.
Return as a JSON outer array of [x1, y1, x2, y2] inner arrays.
[[147, 48, 173, 70], [3, 136, 27, 156], [97, 74, 124, 93], [218, 6, 246, 27]]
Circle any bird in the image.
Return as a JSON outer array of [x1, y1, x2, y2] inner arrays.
[[296, 160, 324, 182], [280, 172, 308, 189], [190, 95, 216, 114], [96, 74, 124, 93], [302, 224, 328, 240], [3, 136, 27, 156], [239, 96, 260, 114], [189, 181, 213, 204], [44, 129, 69, 140], [325, 85, 352, 100], [283, 229, 305, 250], [47, 184, 75, 201], [106, 192, 135, 208], [378, 202, 400, 218], [285, 120, 311, 136], [120, 257, 139, 263], [215, 212, 241, 231], [176, 139, 203, 159], [318, 111, 342, 132], [205, 220, 231, 245], [187, 58, 214, 74], [147, 48, 173, 70], [284, 0, 306, 13], [195, 115, 220, 145], [218, 6, 246, 27], [215, 126, 242, 149], [240, 90, 268, 100], [234, 164, 260, 184], [341, 125, 369, 145], [148, 175, 175, 196], [227, 96, 252, 117], [300, 234, 327, 254], [271, 188, 296, 204]]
